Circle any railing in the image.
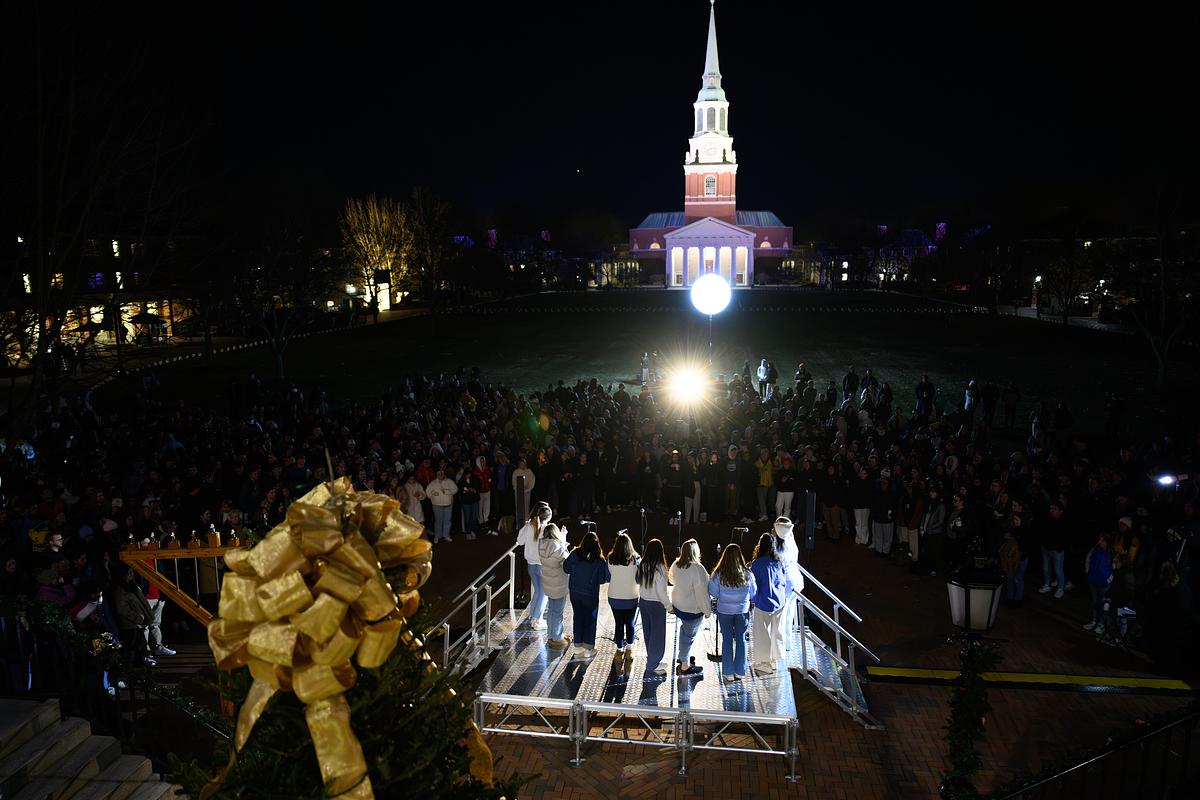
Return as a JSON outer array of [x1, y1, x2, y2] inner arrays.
[[120, 543, 244, 626], [794, 563, 882, 727], [429, 541, 520, 668], [992, 705, 1200, 799], [475, 693, 800, 780]]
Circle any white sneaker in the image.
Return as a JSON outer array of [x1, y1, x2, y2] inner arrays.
[[574, 645, 587, 655], [488, 530, 499, 537], [1064, 581, 1075, 591], [106, 686, 116, 698], [466, 533, 476, 541], [154, 645, 176, 656], [116, 680, 128, 689], [1093, 625, 1105, 636], [444, 536, 453, 543], [615, 645, 625, 654], [1083, 621, 1096, 631], [1054, 588, 1064, 599], [1038, 585, 1052, 594]]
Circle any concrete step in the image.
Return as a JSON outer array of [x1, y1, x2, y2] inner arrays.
[[13, 734, 122, 800], [0, 717, 91, 797], [71, 754, 154, 800], [0, 699, 62, 759], [126, 780, 181, 800]]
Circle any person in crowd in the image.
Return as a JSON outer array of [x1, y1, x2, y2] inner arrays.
[[683, 452, 702, 524], [850, 466, 873, 546], [516, 503, 553, 630], [819, 463, 847, 542], [111, 563, 154, 667], [607, 532, 640, 658], [754, 447, 774, 523], [426, 467, 458, 543], [473, 456, 494, 535], [999, 513, 1030, 607], [1083, 534, 1114, 635], [708, 543, 756, 682], [774, 454, 797, 520], [771, 517, 804, 650], [920, 486, 947, 576], [842, 366, 859, 402], [537, 522, 571, 649], [669, 539, 710, 676], [563, 530, 610, 659], [869, 471, 897, 555], [403, 473, 427, 534], [457, 461, 482, 540], [1038, 500, 1071, 598], [513, 457, 536, 518], [637, 538, 671, 676], [749, 532, 794, 676]]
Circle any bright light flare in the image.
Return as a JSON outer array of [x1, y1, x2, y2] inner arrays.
[[667, 367, 708, 407], [690, 273, 731, 315], [1157, 474, 1177, 487]]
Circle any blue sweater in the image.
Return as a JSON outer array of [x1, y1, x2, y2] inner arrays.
[[563, 551, 611, 597], [708, 572, 757, 615], [1086, 547, 1113, 587], [749, 557, 793, 613]]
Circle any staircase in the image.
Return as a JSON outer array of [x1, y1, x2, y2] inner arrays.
[[0, 699, 181, 800]]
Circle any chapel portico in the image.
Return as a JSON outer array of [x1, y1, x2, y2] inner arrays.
[[664, 216, 754, 288]]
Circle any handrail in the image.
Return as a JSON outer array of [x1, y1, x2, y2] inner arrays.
[[799, 594, 880, 663], [452, 541, 521, 602], [798, 563, 863, 623], [992, 705, 1200, 799]]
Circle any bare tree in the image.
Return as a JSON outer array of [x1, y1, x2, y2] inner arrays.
[[1040, 243, 1095, 325], [339, 194, 406, 306], [404, 187, 450, 307]]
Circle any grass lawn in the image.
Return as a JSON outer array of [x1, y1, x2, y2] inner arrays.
[[97, 290, 1197, 434]]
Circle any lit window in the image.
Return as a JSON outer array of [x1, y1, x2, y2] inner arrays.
[[704, 176, 716, 196], [695, 109, 702, 133], [111, 240, 120, 258], [649, 242, 661, 249], [719, 108, 726, 130], [88, 272, 104, 289], [17, 236, 24, 244], [22, 274, 32, 293], [115, 271, 122, 287], [841, 272, 849, 282], [759, 240, 772, 248], [51, 273, 64, 289], [706, 107, 716, 130]]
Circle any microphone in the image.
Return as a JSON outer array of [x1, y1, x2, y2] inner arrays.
[[733, 527, 750, 533], [616, 528, 628, 536]]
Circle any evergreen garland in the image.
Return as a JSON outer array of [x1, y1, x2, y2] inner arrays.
[[171, 615, 528, 800], [940, 633, 1001, 800]]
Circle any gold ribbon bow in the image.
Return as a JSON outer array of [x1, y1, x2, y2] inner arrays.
[[202, 478, 486, 799]]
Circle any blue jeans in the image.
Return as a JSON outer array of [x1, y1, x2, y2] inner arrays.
[[610, 601, 637, 649], [1006, 558, 1028, 600], [676, 613, 703, 666], [461, 502, 478, 535], [527, 564, 547, 623], [432, 505, 452, 540], [639, 599, 667, 669], [546, 595, 567, 641], [719, 611, 749, 676], [1090, 584, 1108, 626], [1041, 548, 1065, 588], [570, 592, 600, 646]]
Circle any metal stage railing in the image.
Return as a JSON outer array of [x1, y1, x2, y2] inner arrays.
[[474, 693, 801, 781], [429, 541, 520, 668]]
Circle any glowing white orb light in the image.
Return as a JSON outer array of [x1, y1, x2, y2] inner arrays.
[[667, 367, 707, 407], [690, 273, 732, 316]]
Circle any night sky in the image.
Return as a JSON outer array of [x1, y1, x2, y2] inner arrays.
[[11, 2, 1199, 242]]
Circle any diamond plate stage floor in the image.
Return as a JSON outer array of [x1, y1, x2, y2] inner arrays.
[[479, 585, 799, 717]]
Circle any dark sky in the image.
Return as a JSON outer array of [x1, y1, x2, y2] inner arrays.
[[18, 1, 1200, 241]]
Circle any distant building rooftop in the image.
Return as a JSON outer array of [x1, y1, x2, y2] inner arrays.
[[634, 210, 787, 229]]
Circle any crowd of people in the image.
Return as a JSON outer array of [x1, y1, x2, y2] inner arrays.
[[1, 352, 1198, 700]]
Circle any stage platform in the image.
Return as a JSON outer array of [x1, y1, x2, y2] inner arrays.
[[479, 585, 797, 717]]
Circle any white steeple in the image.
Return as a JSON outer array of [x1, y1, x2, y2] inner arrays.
[[686, 0, 734, 168], [698, 0, 724, 102]]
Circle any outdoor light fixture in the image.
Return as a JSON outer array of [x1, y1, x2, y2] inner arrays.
[[1035, 275, 1043, 283], [666, 367, 707, 407], [1156, 473, 1188, 487], [690, 273, 732, 316]]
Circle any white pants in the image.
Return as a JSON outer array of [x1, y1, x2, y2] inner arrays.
[[478, 491, 491, 524], [854, 509, 870, 544], [684, 492, 701, 524], [775, 491, 794, 519], [145, 598, 165, 648], [752, 606, 788, 670]]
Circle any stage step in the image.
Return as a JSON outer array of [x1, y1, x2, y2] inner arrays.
[[71, 753, 154, 800], [0, 699, 62, 760], [11, 733, 122, 800]]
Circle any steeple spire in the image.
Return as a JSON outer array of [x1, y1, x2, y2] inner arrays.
[[698, 0, 725, 102]]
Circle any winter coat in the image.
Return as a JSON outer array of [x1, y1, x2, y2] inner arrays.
[[608, 561, 640, 602], [113, 583, 152, 629], [1086, 547, 1114, 587], [708, 571, 757, 615], [538, 534, 570, 599], [750, 557, 794, 613], [426, 478, 457, 507], [922, 502, 947, 536], [638, 564, 671, 606], [563, 551, 610, 597], [669, 562, 712, 617], [517, 522, 542, 565]]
